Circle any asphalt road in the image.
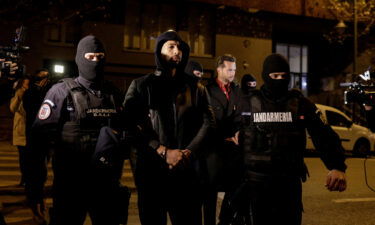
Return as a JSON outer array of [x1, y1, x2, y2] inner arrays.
[[302, 157, 375, 225], [2, 140, 375, 225]]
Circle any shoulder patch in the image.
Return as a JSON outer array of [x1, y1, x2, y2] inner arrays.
[[38, 103, 52, 120]]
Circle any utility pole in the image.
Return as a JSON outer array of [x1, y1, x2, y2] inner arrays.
[[352, 0, 358, 123], [354, 0, 358, 75]]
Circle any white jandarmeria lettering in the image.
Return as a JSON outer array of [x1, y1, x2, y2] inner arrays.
[[266, 113, 270, 122], [274, 112, 280, 122], [253, 112, 293, 123]]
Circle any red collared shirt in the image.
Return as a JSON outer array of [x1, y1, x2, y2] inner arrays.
[[216, 78, 231, 100]]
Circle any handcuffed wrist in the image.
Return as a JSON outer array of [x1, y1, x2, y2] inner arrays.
[[157, 145, 168, 160]]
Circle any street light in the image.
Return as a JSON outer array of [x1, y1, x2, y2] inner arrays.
[[335, 20, 347, 34]]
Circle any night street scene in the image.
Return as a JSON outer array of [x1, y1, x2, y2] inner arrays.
[[1, 0, 375, 225]]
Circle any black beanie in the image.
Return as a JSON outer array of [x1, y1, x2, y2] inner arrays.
[[185, 60, 203, 78], [75, 35, 106, 81], [261, 54, 290, 99]]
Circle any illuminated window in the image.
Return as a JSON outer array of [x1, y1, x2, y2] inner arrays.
[[178, 6, 215, 57], [123, 1, 176, 52], [123, 1, 214, 57], [276, 43, 308, 95], [44, 21, 81, 46]]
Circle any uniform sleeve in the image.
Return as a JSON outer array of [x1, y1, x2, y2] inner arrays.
[[32, 82, 69, 130], [186, 85, 216, 153], [303, 98, 347, 172], [122, 79, 160, 151], [25, 83, 69, 205]]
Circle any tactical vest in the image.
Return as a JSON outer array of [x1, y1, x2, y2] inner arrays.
[[240, 90, 308, 180], [60, 78, 118, 152]]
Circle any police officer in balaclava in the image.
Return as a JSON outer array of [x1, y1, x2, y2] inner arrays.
[[25, 35, 127, 225], [75, 35, 106, 86], [232, 53, 347, 225], [240, 73, 256, 95], [261, 53, 290, 100]]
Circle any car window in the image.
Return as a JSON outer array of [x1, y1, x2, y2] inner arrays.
[[326, 110, 351, 127]]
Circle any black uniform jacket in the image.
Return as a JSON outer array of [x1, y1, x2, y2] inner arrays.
[[25, 77, 122, 204], [240, 88, 347, 178]]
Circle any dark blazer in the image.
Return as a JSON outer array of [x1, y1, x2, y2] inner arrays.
[[204, 79, 243, 190], [206, 80, 241, 141]]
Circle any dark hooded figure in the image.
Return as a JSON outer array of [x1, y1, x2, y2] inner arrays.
[[123, 30, 215, 225], [185, 60, 204, 79], [225, 53, 347, 225], [240, 73, 256, 95], [25, 35, 127, 225]]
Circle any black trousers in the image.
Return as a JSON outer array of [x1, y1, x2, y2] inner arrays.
[[0, 212, 6, 225], [17, 146, 27, 185], [202, 142, 243, 225], [49, 148, 128, 225], [135, 152, 202, 225], [221, 176, 303, 225]]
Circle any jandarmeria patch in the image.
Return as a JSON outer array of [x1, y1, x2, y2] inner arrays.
[[38, 103, 51, 120]]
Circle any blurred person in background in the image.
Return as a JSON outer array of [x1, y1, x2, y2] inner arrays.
[[240, 73, 257, 96], [185, 60, 204, 80], [10, 77, 30, 186]]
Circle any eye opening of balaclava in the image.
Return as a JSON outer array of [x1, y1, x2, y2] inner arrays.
[[241, 73, 256, 94], [261, 53, 290, 98], [75, 35, 106, 82]]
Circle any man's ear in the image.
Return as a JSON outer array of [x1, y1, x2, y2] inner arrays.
[[216, 67, 221, 74]]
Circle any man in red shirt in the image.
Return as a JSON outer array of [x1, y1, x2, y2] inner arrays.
[[203, 54, 242, 225]]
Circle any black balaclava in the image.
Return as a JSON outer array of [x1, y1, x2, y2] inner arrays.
[[261, 53, 290, 99], [185, 60, 203, 79], [75, 35, 106, 82], [241, 73, 256, 94], [155, 30, 190, 75]]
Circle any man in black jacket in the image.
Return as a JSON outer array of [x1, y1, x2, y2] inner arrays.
[[234, 53, 347, 225], [204, 54, 242, 225], [123, 30, 215, 225]]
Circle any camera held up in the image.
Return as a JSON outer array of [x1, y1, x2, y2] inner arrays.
[[341, 68, 375, 106], [0, 26, 29, 79]]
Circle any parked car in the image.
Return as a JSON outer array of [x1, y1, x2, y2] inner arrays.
[[306, 104, 375, 155]]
